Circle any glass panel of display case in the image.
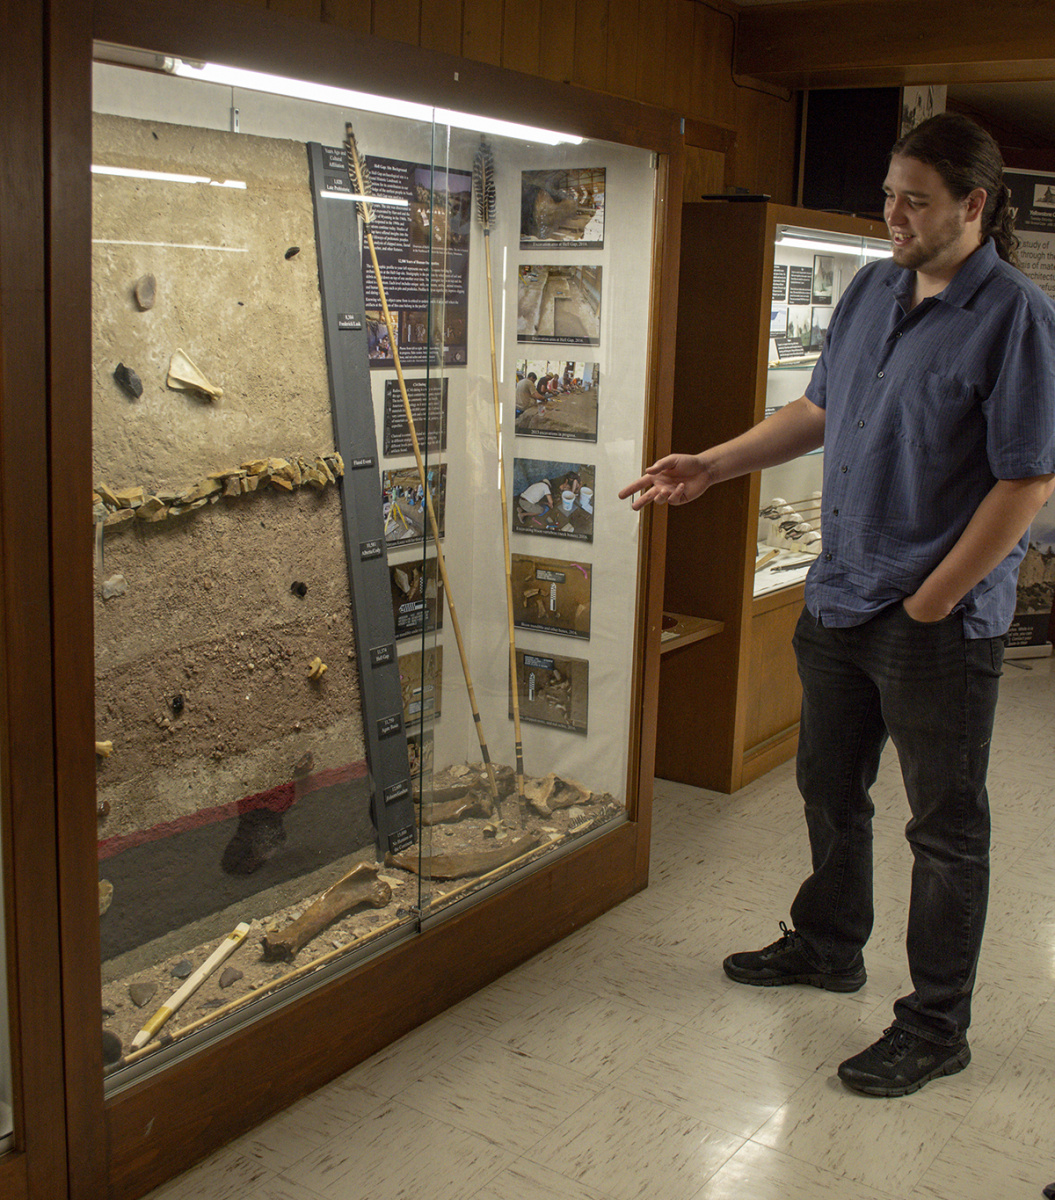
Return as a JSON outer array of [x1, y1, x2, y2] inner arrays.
[[91, 49, 654, 1078], [755, 223, 891, 596], [412, 131, 653, 916]]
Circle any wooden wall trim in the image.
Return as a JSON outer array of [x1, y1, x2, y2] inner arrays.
[[49, 0, 109, 1194], [0, 0, 75, 1195], [93, 0, 680, 153], [736, 0, 1055, 89]]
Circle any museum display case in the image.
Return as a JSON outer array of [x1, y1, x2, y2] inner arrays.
[[58, 4, 682, 1193], [657, 201, 888, 793]]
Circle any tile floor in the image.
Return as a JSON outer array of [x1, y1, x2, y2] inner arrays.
[[148, 656, 1055, 1200]]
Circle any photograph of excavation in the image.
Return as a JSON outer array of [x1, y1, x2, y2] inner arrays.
[[511, 553, 592, 639], [517, 265, 602, 345], [514, 359, 599, 441], [520, 167, 606, 248]]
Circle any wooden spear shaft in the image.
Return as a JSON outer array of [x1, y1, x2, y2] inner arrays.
[[481, 227, 525, 807], [346, 131, 499, 800]]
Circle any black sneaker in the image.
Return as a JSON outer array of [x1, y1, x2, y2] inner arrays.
[[838, 1026, 970, 1096], [723, 922, 866, 992]]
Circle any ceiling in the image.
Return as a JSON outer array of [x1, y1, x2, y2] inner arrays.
[[729, 0, 1055, 145]]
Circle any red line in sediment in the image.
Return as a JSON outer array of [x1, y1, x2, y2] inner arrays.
[[97, 760, 369, 861]]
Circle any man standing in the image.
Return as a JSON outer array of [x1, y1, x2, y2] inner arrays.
[[620, 113, 1055, 1096]]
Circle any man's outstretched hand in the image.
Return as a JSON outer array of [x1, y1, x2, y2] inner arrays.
[[618, 454, 710, 511]]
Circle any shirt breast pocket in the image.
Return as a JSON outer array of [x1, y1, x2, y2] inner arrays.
[[894, 369, 974, 456]]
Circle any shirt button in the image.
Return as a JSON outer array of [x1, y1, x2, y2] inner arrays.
[[858, 420, 865, 428], [832, 507, 839, 516], [841, 465, 848, 473], [877, 370, 885, 378], [895, 331, 902, 338], [824, 552, 833, 561]]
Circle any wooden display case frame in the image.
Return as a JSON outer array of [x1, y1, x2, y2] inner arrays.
[[0, 1, 683, 1196], [656, 201, 887, 794]]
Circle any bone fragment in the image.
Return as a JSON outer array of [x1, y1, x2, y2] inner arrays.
[[429, 761, 515, 806], [523, 773, 592, 817], [95, 740, 114, 757], [308, 656, 328, 679], [261, 863, 391, 962], [386, 833, 541, 879], [420, 788, 494, 826], [167, 348, 223, 400]]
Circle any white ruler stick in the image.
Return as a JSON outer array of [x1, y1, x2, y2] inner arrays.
[[130, 922, 250, 1051]]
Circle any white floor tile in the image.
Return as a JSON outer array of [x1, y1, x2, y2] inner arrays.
[[525, 1088, 743, 1200]]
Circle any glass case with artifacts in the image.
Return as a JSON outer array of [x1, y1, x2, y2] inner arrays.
[[658, 202, 888, 796], [90, 48, 658, 1080], [755, 223, 893, 597]]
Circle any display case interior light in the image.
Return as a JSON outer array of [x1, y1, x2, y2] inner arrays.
[[91, 164, 247, 188], [777, 231, 891, 259], [167, 59, 585, 146]]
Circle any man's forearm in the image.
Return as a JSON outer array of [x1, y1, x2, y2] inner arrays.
[[907, 475, 1055, 622], [703, 396, 826, 485]]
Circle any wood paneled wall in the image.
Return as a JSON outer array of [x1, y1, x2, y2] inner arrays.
[[229, 0, 797, 200]]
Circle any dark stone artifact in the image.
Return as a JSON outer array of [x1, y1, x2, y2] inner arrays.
[[171, 694, 184, 715], [284, 246, 301, 259], [113, 362, 143, 399], [102, 1029, 123, 1065]]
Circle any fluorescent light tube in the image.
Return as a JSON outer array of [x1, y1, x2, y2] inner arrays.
[[169, 59, 583, 145], [92, 164, 246, 188], [777, 233, 891, 258]]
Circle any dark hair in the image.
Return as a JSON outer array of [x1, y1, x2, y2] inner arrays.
[[892, 113, 1019, 265]]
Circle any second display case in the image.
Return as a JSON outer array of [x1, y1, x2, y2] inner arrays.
[[658, 200, 888, 793]]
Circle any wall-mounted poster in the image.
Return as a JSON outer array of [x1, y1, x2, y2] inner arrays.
[[787, 265, 813, 305], [770, 307, 788, 337], [398, 645, 442, 723], [511, 649, 588, 733], [809, 306, 832, 352], [900, 84, 947, 137], [382, 464, 446, 545], [360, 154, 471, 367], [383, 377, 448, 456], [514, 359, 599, 442], [518, 265, 602, 345], [812, 255, 834, 304], [512, 459, 595, 542], [520, 168, 606, 249], [389, 557, 443, 640], [511, 554, 591, 640], [772, 263, 788, 302]]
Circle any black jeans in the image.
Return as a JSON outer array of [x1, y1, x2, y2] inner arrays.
[[789, 603, 1004, 1046]]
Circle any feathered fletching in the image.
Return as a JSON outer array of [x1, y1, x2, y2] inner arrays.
[[473, 139, 497, 230], [343, 123, 374, 225]]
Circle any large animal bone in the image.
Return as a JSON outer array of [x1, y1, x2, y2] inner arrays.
[[386, 833, 541, 880], [261, 863, 391, 962], [523, 773, 592, 816], [420, 787, 494, 826], [429, 762, 515, 806]]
